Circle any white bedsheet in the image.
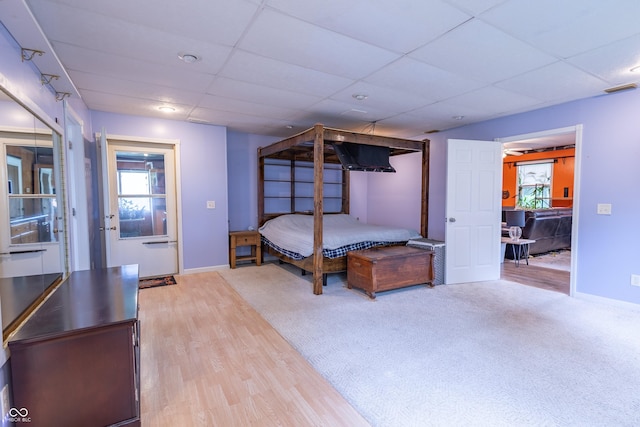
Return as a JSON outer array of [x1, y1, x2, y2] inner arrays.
[[258, 214, 421, 257]]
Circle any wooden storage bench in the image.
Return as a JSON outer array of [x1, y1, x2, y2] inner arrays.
[[347, 246, 434, 299]]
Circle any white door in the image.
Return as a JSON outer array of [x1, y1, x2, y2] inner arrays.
[[445, 139, 503, 284], [0, 130, 67, 278], [104, 139, 178, 278]]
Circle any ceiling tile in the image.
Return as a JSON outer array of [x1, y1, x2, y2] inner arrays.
[[438, 85, 544, 117], [27, 0, 260, 47], [198, 93, 302, 120], [567, 34, 640, 85], [363, 57, 486, 101], [409, 19, 557, 83], [79, 89, 190, 120], [219, 50, 353, 97], [70, 71, 206, 106], [206, 77, 323, 110], [29, 1, 232, 73], [481, 0, 640, 57], [330, 81, 434, 115], [444, 0, 507, 15], [53, 43, 216, 92], [266, 0, 471, 53], [495, 61, 609, 102], [406, 102, 492, 131], [237, 8, 399, 80]]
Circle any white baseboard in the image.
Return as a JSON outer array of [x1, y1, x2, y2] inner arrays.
[[574, 291, 640, 310], [182, 265, 230, 275]]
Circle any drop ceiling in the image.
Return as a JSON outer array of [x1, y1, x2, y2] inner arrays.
[[5, 0, 640, 139]]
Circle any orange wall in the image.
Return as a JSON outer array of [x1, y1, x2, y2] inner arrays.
[[502, 148, 575, 208]]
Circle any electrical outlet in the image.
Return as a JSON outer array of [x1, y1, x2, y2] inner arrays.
[[597, 203, 612, 215], [631, 274, 640, 287], [206, 200, 215, 209]]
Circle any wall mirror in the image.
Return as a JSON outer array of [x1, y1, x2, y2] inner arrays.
[[0, 89, 68, 343]]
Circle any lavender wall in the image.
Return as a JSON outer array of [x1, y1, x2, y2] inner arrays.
[[0, 24, 62, 129], [365, 152, 423, 232], [226, 131, 278, 231], [90, 111, 229, 270], [426, 89, 640, 304]]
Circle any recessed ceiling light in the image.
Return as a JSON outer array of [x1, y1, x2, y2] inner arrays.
[[452, 115, 464, 121], [352, 94, 368, 101], [158, 106, 175, 113], [178, 52, 201, 63]]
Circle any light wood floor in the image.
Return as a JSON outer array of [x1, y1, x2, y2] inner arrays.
[[501, 259, 570, 295], [138, 272, 370, 427]]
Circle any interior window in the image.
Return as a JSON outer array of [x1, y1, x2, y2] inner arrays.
[[517, 162, 552, 209], [115, 151, 166, 238]]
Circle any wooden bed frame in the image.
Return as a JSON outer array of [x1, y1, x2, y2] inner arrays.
[[258, 123, 429, 295]]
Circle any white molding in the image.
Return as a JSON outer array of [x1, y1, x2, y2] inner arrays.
[[569, 124, 583, 297], [182, 265, 230, 275], [95, 132, 180, 146], [495, 125, 578, 143], [574, 291, 640, 310], [495, 124, 582, 298]]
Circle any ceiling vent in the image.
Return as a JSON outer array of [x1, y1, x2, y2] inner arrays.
[[604, 83, 637, 94]]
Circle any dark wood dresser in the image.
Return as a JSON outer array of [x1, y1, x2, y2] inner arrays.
[[8, 265, 140, 427], [1, 273, 62, 342]]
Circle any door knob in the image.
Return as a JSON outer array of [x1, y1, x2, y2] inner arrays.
[[448, 218, 456, 223]]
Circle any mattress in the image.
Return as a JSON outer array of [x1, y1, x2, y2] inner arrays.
[[258, 214, 421, 258]]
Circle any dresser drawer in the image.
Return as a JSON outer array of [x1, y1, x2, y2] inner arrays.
[[235, 234, 259, 246]]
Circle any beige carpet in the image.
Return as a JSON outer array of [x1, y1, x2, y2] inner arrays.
[[220, 262, 640, 427], [527, 250, 571, 271]]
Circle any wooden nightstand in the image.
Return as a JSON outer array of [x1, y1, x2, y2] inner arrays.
[[229, 230, 261, 269]]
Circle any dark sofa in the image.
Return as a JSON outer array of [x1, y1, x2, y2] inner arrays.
[[504, 208, 572, 258]]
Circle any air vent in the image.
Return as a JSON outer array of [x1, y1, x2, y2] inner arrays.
[[604, 83, 637, 94]]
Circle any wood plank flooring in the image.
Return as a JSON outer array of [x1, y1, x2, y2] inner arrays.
[[501, 260, 570, 295], [138, 272, 371, 427]]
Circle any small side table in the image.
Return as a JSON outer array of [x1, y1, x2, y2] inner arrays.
[[501, 237, 536, 267], [229, 230, 261, 269]]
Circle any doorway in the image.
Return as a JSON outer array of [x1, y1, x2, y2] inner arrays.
[[497, 125, 581, 296], [102, 137, 180, 278]]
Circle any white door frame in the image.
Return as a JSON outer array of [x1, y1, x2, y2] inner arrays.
[[97, 132, 184, 276], [63, 103, 90, 271], [496, 125, 582, 297]]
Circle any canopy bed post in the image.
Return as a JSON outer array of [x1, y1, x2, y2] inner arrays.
[[421, 139, 430, 237], [312, 123, 325, 295], [258, 153, 265, 226], [342, 168, 350, 215]]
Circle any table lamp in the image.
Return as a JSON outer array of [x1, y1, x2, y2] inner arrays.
[[505, 210, 525, 241]]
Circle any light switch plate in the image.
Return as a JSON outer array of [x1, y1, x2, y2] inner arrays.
[[597, 203, 611, 215], [206, 200, 215, 209]]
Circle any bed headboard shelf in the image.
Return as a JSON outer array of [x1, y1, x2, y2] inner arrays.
[[258, 123, 429, 294]]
